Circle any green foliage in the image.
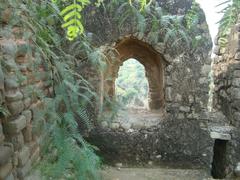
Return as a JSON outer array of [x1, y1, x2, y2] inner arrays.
[[51, 0, 152, 40], [3, 0, 102, 179], [185, 0, 199, 30], [129, 0, 152, 11], [52, 0, 90, 40], [217, 0, 240, 47], [115, 59, 148, 108]]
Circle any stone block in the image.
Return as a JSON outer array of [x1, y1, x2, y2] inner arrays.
[[24, 98, 32, 109], [236, 23, 240, 32], [214, 36, 219, 45], [121, 122, 131, 130], [0, 127, 4, 143], [4, 115, 27, 134], [8, 132, 24, 151], [175, 94, 182, 102], [0, 145, 13, 166], [5, 173, 14, 180], [0, 161, 13, 180], [110, 122, 120, 129], [199, 77, 208, 84], [3, 59, 18, 72], [22, 124, 32, 143], [231, 88, 240, 99], [30, 146, 40, 164], [100, 121, 108, 128], [177, 113, 185, 119], [166, 76, 173, 86], [0, 8, 12, 24], [0, 39, 17, 57], [233, 112, 240, 121], [201, 64, 211, 76], [165, 87, 172, 102], [28, 141, 38, 154], [16, 41, 30, 57], [210, 132, 231, 140], [235, 52, 240, 60], [18, 146, 30, 167], [0, 64, 4, 91], [22, 110, 32, 123], [5, 91, 23, 102], [4, 75, 19, 90], [7, 101, 24, 116], [17, 159, 31, 180], [213, 46, 221, 55], [233, 70, 240, 78], [179, 106, 190, 113], [232, 78, 240, 87]]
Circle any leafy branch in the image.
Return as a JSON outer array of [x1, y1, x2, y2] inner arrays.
[[52, 0, 152, 40], [217, 0, 240, 47]]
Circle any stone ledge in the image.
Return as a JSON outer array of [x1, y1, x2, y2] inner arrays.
[[210, 132, 231, 140]]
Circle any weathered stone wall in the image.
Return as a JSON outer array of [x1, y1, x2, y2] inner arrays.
[[0, 6, 51, 180], [213, 16, 240, 177], [83, 0, 215, 173]]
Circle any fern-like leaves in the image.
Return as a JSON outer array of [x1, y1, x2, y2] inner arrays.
[[58, 0, 90, 40]]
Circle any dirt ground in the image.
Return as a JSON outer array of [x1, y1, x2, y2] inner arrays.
[[101, 167, 212, 180]]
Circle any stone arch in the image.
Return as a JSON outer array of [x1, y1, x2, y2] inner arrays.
[[103, 37, 167, 110]]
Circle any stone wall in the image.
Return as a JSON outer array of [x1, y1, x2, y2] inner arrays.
[[212, 16, 240, 177], [83, 0, 215, 173], [0, 6, 51, 180]]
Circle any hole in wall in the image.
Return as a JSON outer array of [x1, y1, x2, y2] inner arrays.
[[211, 139, 228, 179], [115, 58, 149, 109]]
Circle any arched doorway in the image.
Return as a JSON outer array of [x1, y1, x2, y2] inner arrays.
[[102, 37, 166, 110]]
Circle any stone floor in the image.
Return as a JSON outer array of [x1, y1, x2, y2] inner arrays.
[[104, 108, 165, 130], [27, 166, 213, 180], [101, 167, 212, 180]]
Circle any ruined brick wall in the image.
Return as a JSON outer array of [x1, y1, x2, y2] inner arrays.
[[212, 16, 240, 176], [0, 6, 52, 180], [84, 0, 215, 171]]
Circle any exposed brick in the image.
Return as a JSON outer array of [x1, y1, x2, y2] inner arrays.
[[22, 124, 32, 143], [16, 41, 30, 57], [4, 115, 27, 134], [5, 91, 23, 102], [0, 161, 13, 180], [7, 132, 24, 151], [0, 39, 17, 57], [0, 145, 13, 166], [17, 159, 31, 180], [18, 146, 30, 167], [4, 75, 19, 90], [22, 110, 32, 123], [0, 64, 4, 91], [7, 101, 24, 116]]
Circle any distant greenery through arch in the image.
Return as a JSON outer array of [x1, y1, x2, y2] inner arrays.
[[115, 59, 149, 109]]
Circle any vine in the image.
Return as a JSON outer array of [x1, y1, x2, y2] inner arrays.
[[217, 0, 240, 47], [52, 0, 152, 40]]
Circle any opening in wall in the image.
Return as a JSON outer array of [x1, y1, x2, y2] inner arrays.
[[115, 58, 149, 109], [211, 139, 228, 179], [102, 38, 166, 111]]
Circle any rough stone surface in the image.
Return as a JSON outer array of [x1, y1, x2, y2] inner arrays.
[[212, 16, 240, 178], [4, 115, 27, 134], [18, 146, 30, 167], [0, 2, 52, 180], [0, 161, 13, 179], [210, 132, 231, 140], [88, 118, 213, 167], [0, 146, 13, 166]]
